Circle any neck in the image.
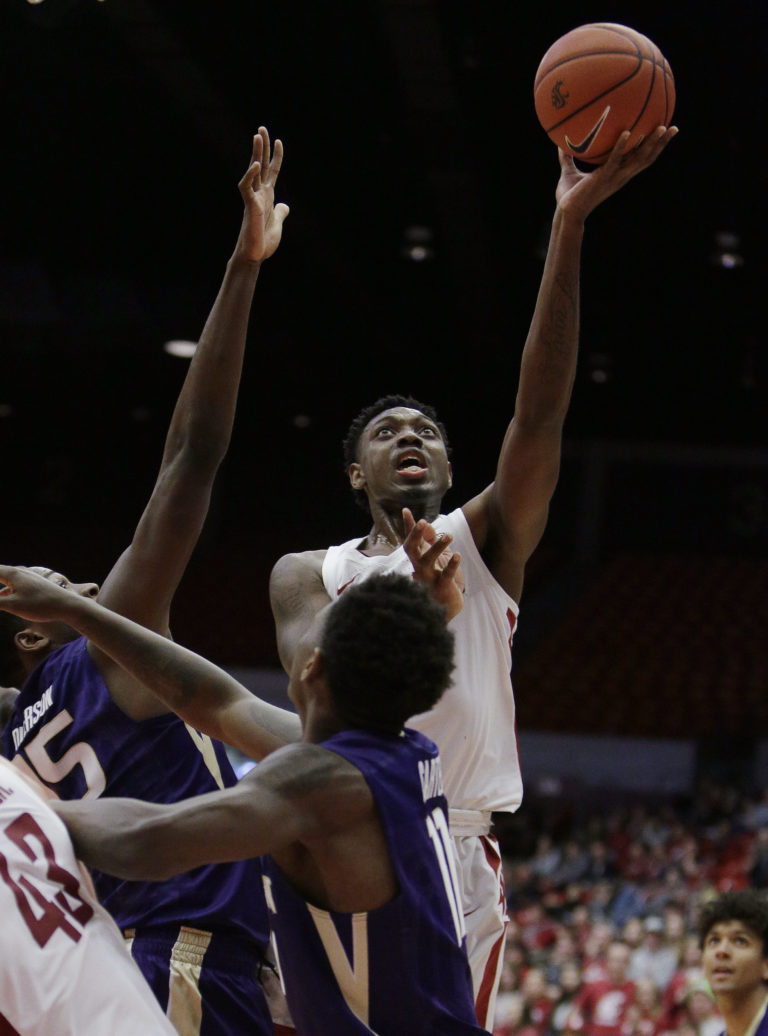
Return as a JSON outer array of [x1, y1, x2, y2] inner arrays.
[[366, 498, 442, 547], [303, 707, 345, 745], [719, 988, 768, 1036]]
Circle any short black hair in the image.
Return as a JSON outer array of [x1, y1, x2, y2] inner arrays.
[[698, 890, 768, 957], [342, 394, 451, 513], [319, 573, 454, 733], [0, 611, 26, 689]]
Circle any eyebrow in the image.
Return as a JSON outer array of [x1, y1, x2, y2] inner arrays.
[[370, 413, 434, 431]]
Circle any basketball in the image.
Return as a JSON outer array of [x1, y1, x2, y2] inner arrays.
[[534, 23, 675, 164]]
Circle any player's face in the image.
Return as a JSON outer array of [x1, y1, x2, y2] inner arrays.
[[23, 567, 100, 643], [28, 567, 100, 601], [702, 920, 768, 998], [351, 407, 452, 508]]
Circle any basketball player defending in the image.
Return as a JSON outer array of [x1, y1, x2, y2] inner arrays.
[[0, 130, 290, 1035], [0, 565, 485, 1035], [269, 127, 678, 1028]]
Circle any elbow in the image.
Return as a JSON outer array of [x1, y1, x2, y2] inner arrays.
[[165, 423, 231, 475]]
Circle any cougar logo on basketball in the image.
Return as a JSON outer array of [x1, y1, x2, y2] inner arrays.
[[551, 80, 569, 109]]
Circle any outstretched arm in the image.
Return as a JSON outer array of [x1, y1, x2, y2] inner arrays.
[[0, 565, 300, 757], [95, 128, 289, 717], [463, 127, 678, 601], [52, 743, 369, 882]]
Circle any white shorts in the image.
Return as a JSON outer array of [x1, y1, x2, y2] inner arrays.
[[450, 809, 509, 1032]]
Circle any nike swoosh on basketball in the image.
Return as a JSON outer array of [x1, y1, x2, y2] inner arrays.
[[565, 105, 611, 154]]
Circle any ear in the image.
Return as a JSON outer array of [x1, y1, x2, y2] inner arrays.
[[348, 462, 365, 491], [762, 957, 768, 983], [301, 648, 332, 708], [301, 646, 325, 684], [447, 461, 453, 488], [14, 628, 52, 657]]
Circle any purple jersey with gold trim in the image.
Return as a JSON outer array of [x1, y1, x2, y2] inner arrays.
[[1, 637, 268, 945], [261, 727, 484, 1034]]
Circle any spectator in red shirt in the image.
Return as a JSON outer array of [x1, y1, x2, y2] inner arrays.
[[622, 978, 666, 1036], [567, 941, 636, 1036]]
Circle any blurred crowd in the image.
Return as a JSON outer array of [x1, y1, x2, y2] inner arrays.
[[492, 779, 768, 1035]]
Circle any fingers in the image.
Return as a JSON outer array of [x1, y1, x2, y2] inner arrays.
[[0, 564, 14, 595], [402, 514, 454, 572], [239, 128, 285, 210], [603, 130, 632, 170], [273, 202, 290, 226], [440, 552, 461, 581], [238, 160, 262, 200], [255, 126, 284, 188], [557, 148, 577, 173], [416, 532, 454, 571], [251, 131, 264, 169], [268, 137, 284, 186], [615, 125, 678, 171], [402, 513, 427, 565]]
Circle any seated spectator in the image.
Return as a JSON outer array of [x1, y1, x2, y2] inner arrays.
[[628, 917, 680, 991], [566, 941, 636, 1036], [547, 962, 585, 1036], [546, 928, 582, 985], [553, 841, 592, 889], [623, 918, 647, 952], [622, 977, 667, 1036], [521, 968, 556, 1034], [661, 935, 705, 1031], [684, 982, 722, 1036], [583, 922, 619, 983], [748, 829, 768, 889], [532, 835, 565, 885], [494, 992, 534, 1036]]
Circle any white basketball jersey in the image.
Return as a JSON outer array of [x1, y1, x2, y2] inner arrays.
[[322, 507, 523, 813], [0, 758, 176, 1035]]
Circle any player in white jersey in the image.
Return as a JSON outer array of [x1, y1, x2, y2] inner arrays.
[[269, 127, 678, 1029], [0, 757, 176, 1036]]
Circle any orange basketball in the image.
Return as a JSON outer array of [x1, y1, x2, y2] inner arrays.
[[534, 23, 675, 164]]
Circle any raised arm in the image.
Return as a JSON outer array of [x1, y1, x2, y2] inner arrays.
[[93, 129, 288, 714], [0, 565, 300, 757], [269, 550, 332, 673], [463, 127, 678, 601]]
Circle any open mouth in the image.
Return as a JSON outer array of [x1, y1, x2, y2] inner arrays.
[[396, 453, 428, 477]]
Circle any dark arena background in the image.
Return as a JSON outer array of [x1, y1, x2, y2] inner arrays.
[[2, 1, 765, 793]]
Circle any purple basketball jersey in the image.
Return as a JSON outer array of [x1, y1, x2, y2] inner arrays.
[[2, 637, 268, 946], [261, 727, 484, 1034]]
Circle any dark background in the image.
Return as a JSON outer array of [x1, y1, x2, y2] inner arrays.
[[2, 1, 765, 739]]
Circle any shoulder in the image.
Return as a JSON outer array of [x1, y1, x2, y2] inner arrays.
[[270, 550, 328, 602], [270, 549, 327, 583], [257, 741, 373, 833]]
